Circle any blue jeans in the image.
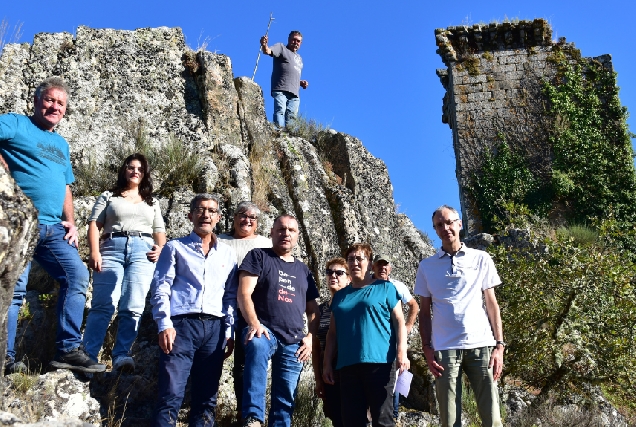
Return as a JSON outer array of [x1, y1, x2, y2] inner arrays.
[[154, 315, 225, 427], [272, 91, 300, 128], [242, 325, 303, 426], [6, 223, 89, 358], [83, 235, 156, 360]]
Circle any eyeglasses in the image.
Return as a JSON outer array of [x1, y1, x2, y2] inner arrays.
[[237, 213, 258, 221], [434, 218, 460, 230], [326, 269, 347, 277], [193, 207, 218, 215], [346, 256, 367, 264]]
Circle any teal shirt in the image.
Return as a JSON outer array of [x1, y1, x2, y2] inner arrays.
[[0, 113, 74, 224], [331, 280, 400, 369]]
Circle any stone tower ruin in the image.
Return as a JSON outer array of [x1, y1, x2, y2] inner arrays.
[[435, 19, 616, 234]]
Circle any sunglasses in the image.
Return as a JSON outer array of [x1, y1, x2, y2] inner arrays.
[[326, 269, 347, 277]]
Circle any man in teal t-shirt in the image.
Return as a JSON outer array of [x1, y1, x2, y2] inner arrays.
[[0, 76, 105, 374]]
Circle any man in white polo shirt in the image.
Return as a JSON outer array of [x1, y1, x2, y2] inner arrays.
[[415, 205, 504, 427]]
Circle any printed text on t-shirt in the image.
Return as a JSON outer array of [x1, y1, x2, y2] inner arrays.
[[278, 270, 297, 303]]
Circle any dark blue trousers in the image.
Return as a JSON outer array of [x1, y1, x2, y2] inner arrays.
[[154, 315, 225, 427]]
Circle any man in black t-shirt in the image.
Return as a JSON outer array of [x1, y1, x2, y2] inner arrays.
[[238, 214, 320, 427]]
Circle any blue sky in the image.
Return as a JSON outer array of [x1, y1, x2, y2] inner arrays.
[[2, 0, 635, 245]]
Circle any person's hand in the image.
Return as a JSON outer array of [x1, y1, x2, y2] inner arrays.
[[61, 221, 79, 247], [314, 376, 325, 399], [260, 35, 268, 47], [295, 334, 312, 362], [89, 252, 102, 272], [397, 350, 410, 374], [323, 364, 335, 385], [423, 346, 444, 377], [489, 346, 504, 381], [244, 323, 270, 344], [224, 337, 235, 360], [147, 244, 163, 263], [300, 80, 309, 89], [158, 328, 176, 354]]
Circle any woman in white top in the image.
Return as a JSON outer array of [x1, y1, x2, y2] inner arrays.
[[218, 201, 272, 423], [82, 153, 166, 372]]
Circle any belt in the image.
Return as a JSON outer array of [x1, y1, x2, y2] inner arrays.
[[102, 231, 153, 240], [172, 313, 223, 321]]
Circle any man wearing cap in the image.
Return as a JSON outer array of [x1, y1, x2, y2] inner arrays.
[[372, 254, 420, 420], [415, 205, 504, 427]]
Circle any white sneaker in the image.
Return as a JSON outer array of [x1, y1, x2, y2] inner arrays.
[[112, 356, 135, 373]]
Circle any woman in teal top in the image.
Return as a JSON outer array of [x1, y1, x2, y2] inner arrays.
[[323, 243, 410, 427]]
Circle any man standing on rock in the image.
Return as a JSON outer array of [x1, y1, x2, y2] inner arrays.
[[415, 205, 504, 427], [0, 76, 105, 374], [238, 214, 320, 427], [260, 31, 309, 128], [151, 193, 238, 426]]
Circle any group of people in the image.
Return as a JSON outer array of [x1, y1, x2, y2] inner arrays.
[[1, 75, 505, 427]]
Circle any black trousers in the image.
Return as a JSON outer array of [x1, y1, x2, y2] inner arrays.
[[338, 363, 396, 427]]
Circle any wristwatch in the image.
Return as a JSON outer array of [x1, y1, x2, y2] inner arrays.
[[495, 340, 506, 348]]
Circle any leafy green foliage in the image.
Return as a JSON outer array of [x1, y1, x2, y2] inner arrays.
[[543, 59, 636, 225], [490, 218, 636, 399], [468, 139, 549, 231]]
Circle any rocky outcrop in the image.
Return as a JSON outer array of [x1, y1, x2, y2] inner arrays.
[[0, 26, 434, 425], [0, 165, 38, 374]]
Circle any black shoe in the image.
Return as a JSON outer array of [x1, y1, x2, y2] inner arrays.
[[4, 357, 27, 375], [49, 346, 106, 373]]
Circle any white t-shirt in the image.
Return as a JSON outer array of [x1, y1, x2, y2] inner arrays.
[[390, 279, 413, 304], [217, 234, 272, 267], [414, 244, 500, 350]]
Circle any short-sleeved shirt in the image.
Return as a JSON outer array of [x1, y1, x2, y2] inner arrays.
[[414, 244, 501, 350], [0, 113, 74, 224], [239, 248, 319, 344], [391, 279, 413, 304], [89, 191, 165, 235], [270, 43, 303, 97], [217, 234, 272, 266], [331, 280, 400, 369]]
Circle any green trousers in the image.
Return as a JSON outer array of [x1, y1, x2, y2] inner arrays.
[[434, 347, 503, 427]]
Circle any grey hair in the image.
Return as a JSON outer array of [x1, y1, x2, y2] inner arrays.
[[273, 213, 298, 226], [432, 205, 460, 221], [235, 201, 261, 217], [190, 193, 222, 213], [34, 76, 70, 100]]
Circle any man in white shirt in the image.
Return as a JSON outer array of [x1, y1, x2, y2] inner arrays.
[[415, 205, 504, 427]]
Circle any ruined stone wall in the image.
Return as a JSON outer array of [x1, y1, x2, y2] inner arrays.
[[435, 19, 614, 234]]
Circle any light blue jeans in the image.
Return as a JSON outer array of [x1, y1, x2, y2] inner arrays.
[[83, 235, 156, 360], [7, 223, 90, 357], [272, 90, 300, 128], [242, 325, 303, 427]]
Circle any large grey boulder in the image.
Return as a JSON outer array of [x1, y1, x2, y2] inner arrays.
[[0, 166, 38, 374]]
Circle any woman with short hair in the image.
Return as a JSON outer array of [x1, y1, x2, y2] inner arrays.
[[312, 257, 350, 427], [323, 243, 409, 427]]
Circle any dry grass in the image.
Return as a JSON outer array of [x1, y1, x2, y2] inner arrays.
[[0, 19, 23, 53]]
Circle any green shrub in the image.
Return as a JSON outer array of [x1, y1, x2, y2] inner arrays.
[[72, 123, 203, 197], [490, 219, 636, 400]]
